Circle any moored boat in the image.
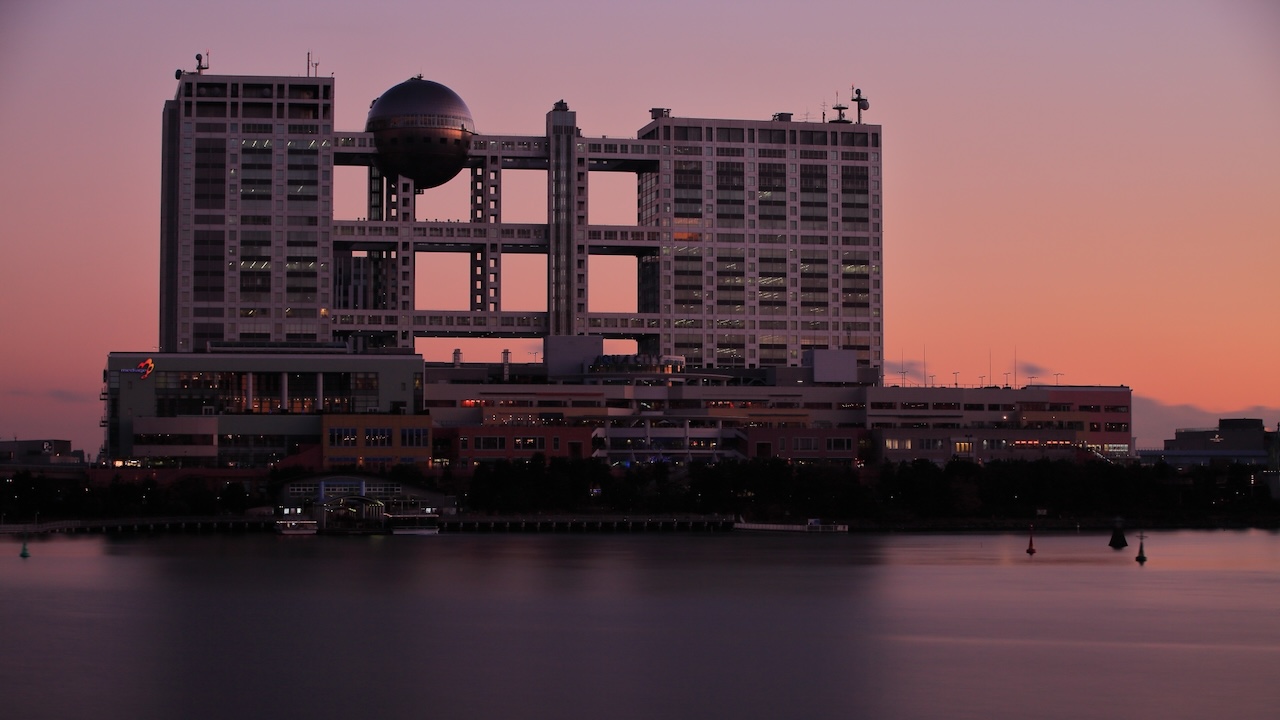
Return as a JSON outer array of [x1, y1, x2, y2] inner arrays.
[[275, 519, 318, 535], [733, 518, 848, 533], [386, 511, 441, 535]]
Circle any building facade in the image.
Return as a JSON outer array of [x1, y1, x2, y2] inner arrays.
[[103, 351, 424, 467], [1139, 418, 1277, 467], [158, 70, 882, 373], [102, 65, 1131, 471]]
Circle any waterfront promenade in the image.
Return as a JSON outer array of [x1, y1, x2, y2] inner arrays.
[[0, 516, 273, 535], [0, 514, 736, 535]]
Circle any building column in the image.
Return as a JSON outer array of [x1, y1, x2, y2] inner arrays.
[[546, 100, 584, 335]]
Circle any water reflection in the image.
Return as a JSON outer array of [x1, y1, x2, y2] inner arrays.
[[2, 531, 1278, 719]]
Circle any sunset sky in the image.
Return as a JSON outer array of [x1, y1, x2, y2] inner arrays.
[[1, 0, 1277, 456]]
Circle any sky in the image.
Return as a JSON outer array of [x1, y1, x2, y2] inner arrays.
[[1, 0, 1277, 458]]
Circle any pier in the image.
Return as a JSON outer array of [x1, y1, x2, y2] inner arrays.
[[440, 515, 735, 533], [0, 514, 736, 535], [0, 516, 273, 535]]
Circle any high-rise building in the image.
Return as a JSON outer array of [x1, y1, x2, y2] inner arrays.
[[114, 63, 1130, 471], [159, 70, 883, 376]]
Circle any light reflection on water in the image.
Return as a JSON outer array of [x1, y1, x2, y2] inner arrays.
[[2, 530, 1278, 720]]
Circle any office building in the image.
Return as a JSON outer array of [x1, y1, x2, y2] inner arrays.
[[159, 69, 882, 372], [99, 64, 1129, 470]]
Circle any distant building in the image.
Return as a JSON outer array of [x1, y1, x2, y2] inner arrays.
[[0, 439, 85, 468], [1139, 418, 1276, 467]]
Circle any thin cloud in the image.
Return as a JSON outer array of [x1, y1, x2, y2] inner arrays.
[[888, 359, 923, 385], [1017, 361, 1050, 379], [6, 387, 95, 404]]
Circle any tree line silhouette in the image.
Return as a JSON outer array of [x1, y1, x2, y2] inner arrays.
[[1, 457, 1273, 527]]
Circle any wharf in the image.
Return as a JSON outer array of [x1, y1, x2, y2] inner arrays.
[[0, 516, 273, 535], [441, 514, 734, 533]]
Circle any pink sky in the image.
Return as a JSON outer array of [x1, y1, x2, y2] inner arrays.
[[1, 0, 1277, 457]]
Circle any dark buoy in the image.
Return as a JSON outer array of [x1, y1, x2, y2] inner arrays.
[[1135, 532, 1147, 565], [1026, 524, 1037, 556], [1109, 518, 1128, 549], [19, 541, 30, 559]]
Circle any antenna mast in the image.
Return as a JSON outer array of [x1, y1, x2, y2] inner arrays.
[[829, 91, 850, 124], [852, 86, 869, 124]]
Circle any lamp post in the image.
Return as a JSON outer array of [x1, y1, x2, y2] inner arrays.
[[952, 372, 959, 388], [1053, 372, 1064, 385]]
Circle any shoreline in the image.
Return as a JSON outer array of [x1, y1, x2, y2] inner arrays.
[[3, 513, 1277, 536]]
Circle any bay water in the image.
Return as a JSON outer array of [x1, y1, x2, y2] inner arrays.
[[3, 530, 1278, 719]]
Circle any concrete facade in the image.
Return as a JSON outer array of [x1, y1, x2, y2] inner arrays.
[[99, 67, 1134, 472], [159, 72, 883, 373]]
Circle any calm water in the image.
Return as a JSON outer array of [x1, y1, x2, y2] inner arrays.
[[2, 530, 1278, 719]]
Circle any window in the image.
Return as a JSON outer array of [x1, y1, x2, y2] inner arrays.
[[475, 436, 506, 451], [514, 436, 546, 451], [328, 428, 357, 447], [401, 428, 430, 447]]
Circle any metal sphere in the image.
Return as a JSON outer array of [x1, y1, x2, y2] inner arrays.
[[366, 77, 475, 189]]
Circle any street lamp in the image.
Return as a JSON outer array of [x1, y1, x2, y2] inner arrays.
[[952, 372, 959, 388], [1053, 372, 1064, 385]]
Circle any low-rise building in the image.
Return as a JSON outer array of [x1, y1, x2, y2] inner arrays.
[[1139, 418, 1276, 467]]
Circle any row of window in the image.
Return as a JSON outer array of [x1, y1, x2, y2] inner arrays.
[[458, 436, 560, 452], [327, 427, 431, 447], [870, 401, 1128, 412]]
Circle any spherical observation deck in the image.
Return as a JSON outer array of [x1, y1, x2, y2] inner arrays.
[[365, 77, 475, 189]]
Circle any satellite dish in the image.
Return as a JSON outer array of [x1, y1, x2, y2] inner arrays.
[[858, 99, 870, 111], [175, 69, 183, 80], [196, 53, 203, 63]]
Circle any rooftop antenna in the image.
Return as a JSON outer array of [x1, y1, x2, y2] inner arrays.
[[852, 86, 869, 124], [830, 91, 851, 124], [196, 51, 209, 75], [307, 51, 319, 77]]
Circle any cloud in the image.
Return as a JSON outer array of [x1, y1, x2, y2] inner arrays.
[[1017, 361, 1051, 379], [6, 387, 95, 404], [887, 359, 923, 384]]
